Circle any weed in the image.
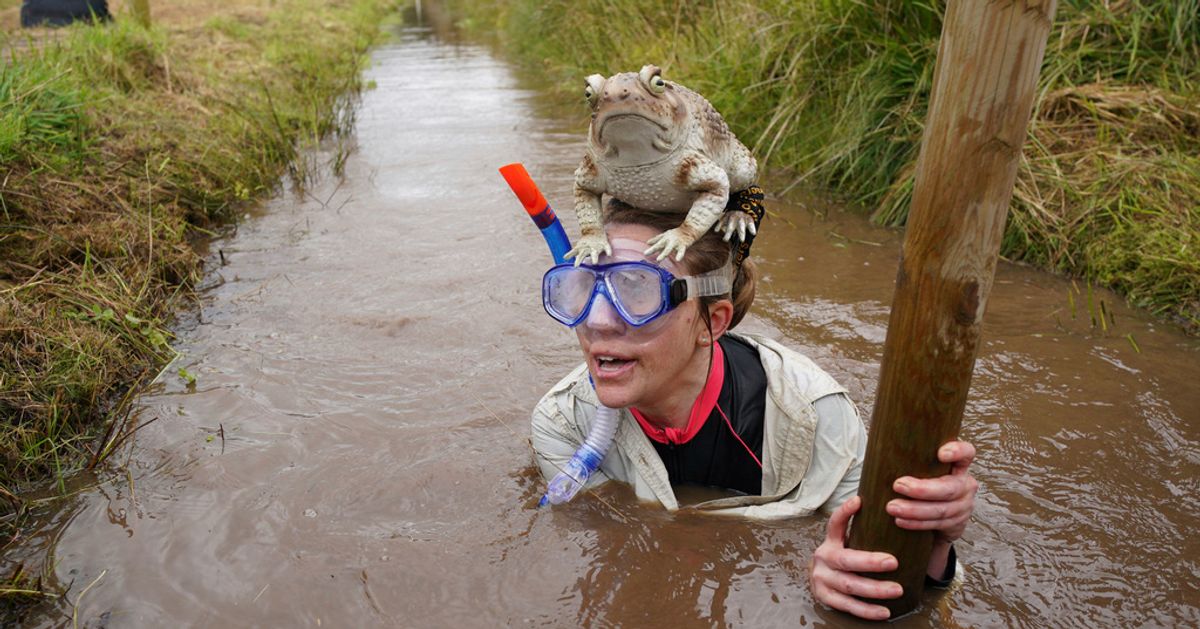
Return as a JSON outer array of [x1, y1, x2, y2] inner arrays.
[[0, 1, 398, 498], [0, 63, 88, 168], [442, 0, 1199, 333], [0, 1, 398, 615]]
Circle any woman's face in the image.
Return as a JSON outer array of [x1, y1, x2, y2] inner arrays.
[[574, 223, 712, 412]]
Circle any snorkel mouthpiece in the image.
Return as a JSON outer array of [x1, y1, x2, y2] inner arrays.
[[538, 445, 603, 507], [537, 404, 619, 506], [500, 163, 572, 265]]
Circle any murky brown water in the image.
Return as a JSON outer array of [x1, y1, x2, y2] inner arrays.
[[8, 22, 1200, 628]]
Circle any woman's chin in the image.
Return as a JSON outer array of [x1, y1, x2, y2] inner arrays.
[[593, 383, 638, 409]]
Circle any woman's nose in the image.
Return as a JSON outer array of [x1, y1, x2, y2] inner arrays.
[[582, 292, 626, 332]]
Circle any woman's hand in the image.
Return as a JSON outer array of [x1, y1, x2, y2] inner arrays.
[[809, 496, 901, 621], [887, 440, 978, 577], [809, 440, 979, 618]]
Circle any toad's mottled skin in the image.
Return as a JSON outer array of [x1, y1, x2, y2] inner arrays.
[[568, 65, 758, 264]]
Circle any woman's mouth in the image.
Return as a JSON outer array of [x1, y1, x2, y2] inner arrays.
[[594, 354, 635, 378]]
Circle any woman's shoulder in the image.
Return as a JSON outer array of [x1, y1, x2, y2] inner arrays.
[[532, 363, 598, 431], [544, 362, 591, 396], [726, 332, 848, 403]]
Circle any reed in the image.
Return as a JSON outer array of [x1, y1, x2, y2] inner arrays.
[[0, 1, 397, 505], [443, 0, 1199, 332]]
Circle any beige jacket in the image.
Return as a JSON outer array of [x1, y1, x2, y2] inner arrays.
[[531, 333, 867, 519]]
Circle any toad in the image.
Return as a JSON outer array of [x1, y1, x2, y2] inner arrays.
[[567, 65, 759, 264]]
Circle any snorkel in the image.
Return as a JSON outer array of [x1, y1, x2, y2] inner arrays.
[[499, 163, 620, 506], [499, 164, 572, 264]]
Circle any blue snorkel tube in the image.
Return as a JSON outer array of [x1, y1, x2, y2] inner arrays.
[[499, 163, 621, 507], [499, 163, 571, 264]]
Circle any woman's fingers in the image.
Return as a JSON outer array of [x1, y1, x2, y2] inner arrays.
[[887, 479, 976, 535], [887, 497, 968, 522], [886, 440, 979, 541], [824, 495, 860, 544], [811, 548, 903, 620], [892, 475, 953, 501], [939, 440, 976, 471], [893, 468, 979, 502], [818, 546, 898, 573], [820, 572, 902, 600], [895, 440, 977, 493], [812, 581, 896, 620], [890, 509, 969, 532], [811, 495, 908, 619], [818, 497, 902, 571]]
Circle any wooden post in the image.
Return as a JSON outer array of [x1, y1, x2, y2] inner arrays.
[[846, 0, 1057, 617], [132, 0, 151, 28]]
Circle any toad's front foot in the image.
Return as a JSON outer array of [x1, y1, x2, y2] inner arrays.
[[565, 232, 612, 266], [643, 227, 698, 262], [717, 210, 757, 243]]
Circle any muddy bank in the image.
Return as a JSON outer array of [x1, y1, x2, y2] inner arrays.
[[0, 0, 399, 498]]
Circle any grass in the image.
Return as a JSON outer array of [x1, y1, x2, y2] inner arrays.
[[441, 0, 1199, 333], [0, 0, 398, 528]]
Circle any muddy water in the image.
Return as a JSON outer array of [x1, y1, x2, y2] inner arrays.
[[11, 23, 1200, 628]]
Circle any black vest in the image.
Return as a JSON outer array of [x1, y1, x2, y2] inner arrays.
[[651, 335, 767, 495]]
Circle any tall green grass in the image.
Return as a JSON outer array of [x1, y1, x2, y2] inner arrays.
[[0, 63, 88, 169], [0, 1, 398, 498], [444, 0, 1199, 331]]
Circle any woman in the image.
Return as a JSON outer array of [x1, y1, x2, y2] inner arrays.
[[531, 201, 978, 621]]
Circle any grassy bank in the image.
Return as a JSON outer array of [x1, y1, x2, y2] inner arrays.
[[0, 0, 397, 505], [443, 0, 1199, 333]]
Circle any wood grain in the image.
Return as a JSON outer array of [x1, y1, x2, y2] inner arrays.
[[845, 0, 1057, 617]]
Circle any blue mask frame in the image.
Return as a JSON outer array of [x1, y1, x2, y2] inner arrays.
[[542, 260, 731, 328]]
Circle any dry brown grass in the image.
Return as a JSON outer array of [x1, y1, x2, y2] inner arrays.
[[444, 0, 1199, 333], [0, 0, 272, 33], [1, 0, 395, 500], [2, 4, 397, 615], [1006, 84, 1200, 328]]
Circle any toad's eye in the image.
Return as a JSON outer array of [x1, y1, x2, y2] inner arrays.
[[583, 74, 606, 107], [649, 75, 666, 94]]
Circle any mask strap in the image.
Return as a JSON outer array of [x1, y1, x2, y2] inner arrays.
[[682, 260, 733, 299]]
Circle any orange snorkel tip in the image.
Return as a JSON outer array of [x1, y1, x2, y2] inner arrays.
[[499, 163, 549, 217], [499, 162, 571, 264]]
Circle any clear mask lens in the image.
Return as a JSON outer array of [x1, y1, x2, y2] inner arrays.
[[542, 260, 731, 328], [545, 268, 595, 322], [607, 265, 663, 318]]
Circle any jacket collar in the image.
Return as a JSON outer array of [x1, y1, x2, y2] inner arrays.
[[608, 332, 840, 511]]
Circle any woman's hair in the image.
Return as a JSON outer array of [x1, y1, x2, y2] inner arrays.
[[603, 200, 757, 329]]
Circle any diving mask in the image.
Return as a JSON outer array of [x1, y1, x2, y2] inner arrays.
[[542, 260, 732, 328]]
